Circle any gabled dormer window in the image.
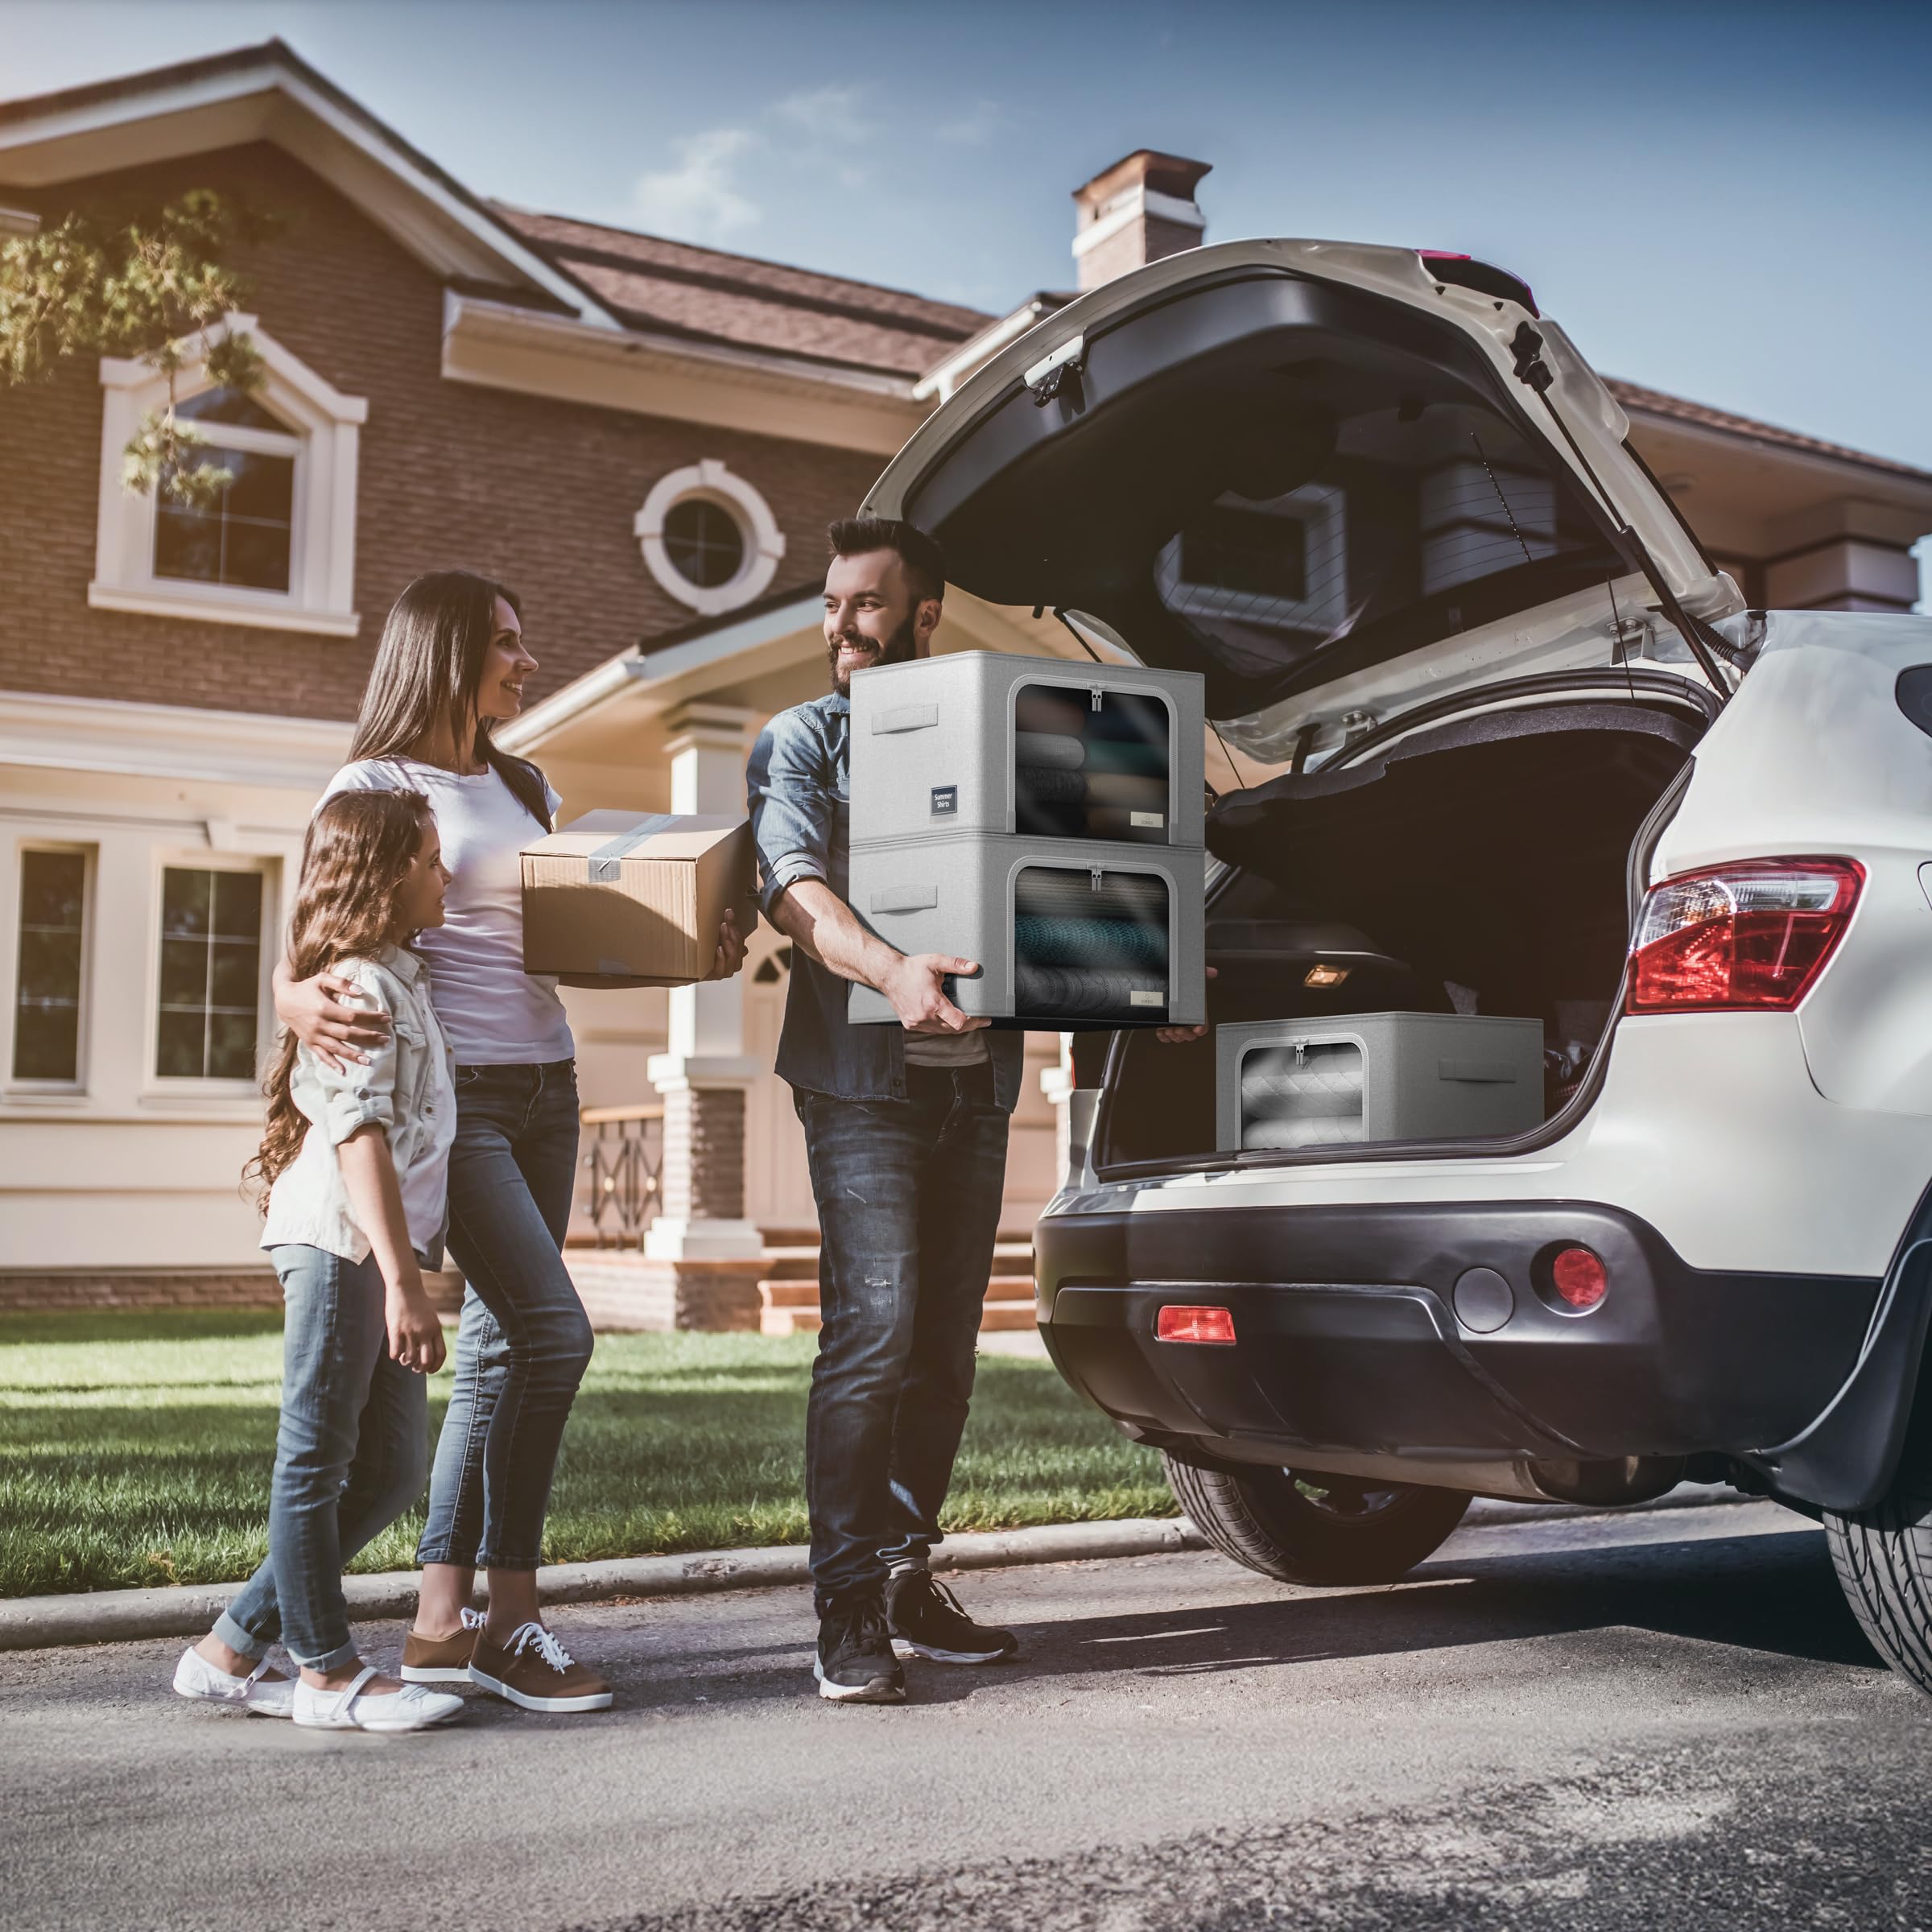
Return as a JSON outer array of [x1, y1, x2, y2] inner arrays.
[[90, 313, 366, 637]]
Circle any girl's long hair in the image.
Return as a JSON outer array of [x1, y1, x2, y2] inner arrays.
[[246, 789, 436, 1205], [349, 570, 553, 831]]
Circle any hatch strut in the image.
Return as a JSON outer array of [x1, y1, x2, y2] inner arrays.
[[1508, 324, 1736, 707]]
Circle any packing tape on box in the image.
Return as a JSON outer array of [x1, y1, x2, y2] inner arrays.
[[587, 814, 679, 883]]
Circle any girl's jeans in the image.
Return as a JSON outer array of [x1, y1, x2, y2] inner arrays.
[[415, 1060, 591, 1572], [215, 1245, 427, 1672]]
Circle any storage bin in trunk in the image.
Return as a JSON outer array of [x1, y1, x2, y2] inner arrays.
[[1216, 1013, 1546, 1153]]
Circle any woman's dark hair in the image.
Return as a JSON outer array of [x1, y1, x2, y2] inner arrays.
[[827, 516, 947, 604], [349, 570, 552, 829], [246, 789, 436, 1203]]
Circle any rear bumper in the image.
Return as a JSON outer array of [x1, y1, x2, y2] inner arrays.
[[1036, 1199, 1879, 1492]]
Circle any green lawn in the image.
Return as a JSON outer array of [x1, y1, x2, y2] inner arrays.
[[0, 1311, 1174, 1597]]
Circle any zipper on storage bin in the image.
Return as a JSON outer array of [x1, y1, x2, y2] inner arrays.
[[1090, 686, 1104, 711], [1090, 866, 1104, 892]]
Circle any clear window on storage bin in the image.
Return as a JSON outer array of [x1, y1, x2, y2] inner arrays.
[[1012, 866, 1170, 1024], [1238, 1039, 1364, 1150], [1012, 683, 1171, 844]]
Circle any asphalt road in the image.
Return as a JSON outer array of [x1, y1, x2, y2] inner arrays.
[[6, 1501, 1932, 1932]]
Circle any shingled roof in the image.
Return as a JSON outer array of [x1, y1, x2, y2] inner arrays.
[[493, 204, 994, 379], [1607, 378, 1932, 486]]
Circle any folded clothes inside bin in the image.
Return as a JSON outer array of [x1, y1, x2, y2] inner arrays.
[[1013, 914, 1169, 969], [1014, 766, 1087, 806], [1014, 962, 1167, 1019], [1015, 731, 1088, 770], [1083, 741, 1168, 777], [1082, 773, 1168, 811]]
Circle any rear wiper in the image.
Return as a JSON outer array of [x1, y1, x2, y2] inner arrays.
[[1509, 324, 1735, 706]]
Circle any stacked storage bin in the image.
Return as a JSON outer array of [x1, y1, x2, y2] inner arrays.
[[1215, 1013, 1546, 1152], [848, 651, 1207, 1029]]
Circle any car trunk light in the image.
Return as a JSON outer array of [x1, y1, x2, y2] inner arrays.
[[1157, 1304, 1236, 1344], [1550, 1247, 1608, 1311], [1626, 858, 1863, 1013]]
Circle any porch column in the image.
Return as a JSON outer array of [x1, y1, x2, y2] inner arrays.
[[645, 704, 762, 1261]]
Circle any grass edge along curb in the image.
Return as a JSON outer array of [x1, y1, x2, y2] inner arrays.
[[0, 1484, 1751, 1653], [0, 1517, 1209, 1651]]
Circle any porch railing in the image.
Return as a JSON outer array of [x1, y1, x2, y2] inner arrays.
[[579, 1104, 665, 1249]]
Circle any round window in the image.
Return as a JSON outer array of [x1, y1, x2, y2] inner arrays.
[[662, 497, 745, 590]]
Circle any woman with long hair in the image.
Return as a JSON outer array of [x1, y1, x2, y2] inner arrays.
[[275, 570, 741, 1712], [175, 789, 464, 1732]]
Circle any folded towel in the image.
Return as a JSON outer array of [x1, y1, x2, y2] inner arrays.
[[1082, 773, 1168, 811], [1015, 688, 1090, 737], [1082, 741, 1169, 778], [1013, 869, 1170, 921], [1014, 914, 1169, 970], [1014, 961, 1166, 1019], [1243, 1114, 1367, 1150], [1014, 766, 1086, 805], [1013, 731, 1086, 770]]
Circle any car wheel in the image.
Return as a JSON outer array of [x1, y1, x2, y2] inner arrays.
[[1824, 1465, 1932, 1695], [1162, 1452, 1471, 1586]]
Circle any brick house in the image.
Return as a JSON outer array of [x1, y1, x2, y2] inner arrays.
[[2, 44, 1928, 1321]]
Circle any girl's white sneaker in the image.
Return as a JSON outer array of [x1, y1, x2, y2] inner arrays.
[[292, 1664, 464, 1732], [171, 1645, 296, 1719]]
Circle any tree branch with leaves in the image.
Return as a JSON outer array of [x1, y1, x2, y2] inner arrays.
[[0, 189, 280, 508]]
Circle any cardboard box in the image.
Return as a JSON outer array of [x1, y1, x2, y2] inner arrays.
[[521, 811, 758, 987]]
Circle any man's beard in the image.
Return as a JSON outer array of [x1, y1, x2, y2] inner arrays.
[[828, 612, 919, 696]]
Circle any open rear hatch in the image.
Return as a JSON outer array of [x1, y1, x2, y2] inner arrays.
[[865, 239, 1742, 760]]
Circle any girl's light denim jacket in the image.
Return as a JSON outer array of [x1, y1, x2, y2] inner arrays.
[[261, 947, 457, 1267]]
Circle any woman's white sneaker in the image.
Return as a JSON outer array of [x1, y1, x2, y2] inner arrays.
[[292, 1665, 465, 1732], [172, 1645, 296, 1719]]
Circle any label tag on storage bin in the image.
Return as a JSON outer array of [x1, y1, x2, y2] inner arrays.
[[1130, 990, 1164, 1008], [931, 785, 958, 815], [1130, 811, 1164, 828]]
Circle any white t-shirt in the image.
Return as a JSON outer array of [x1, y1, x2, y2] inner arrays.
[[320, 758, 574, 1065]]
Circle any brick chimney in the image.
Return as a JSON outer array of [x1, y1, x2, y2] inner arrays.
[[1071, 151, 1212, 291]]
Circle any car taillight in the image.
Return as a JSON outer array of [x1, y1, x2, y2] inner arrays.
[[1626, 858, 1864, 1013], [1157, 1305, 1236, 1344], [1550, 1247, 1608, 1311]]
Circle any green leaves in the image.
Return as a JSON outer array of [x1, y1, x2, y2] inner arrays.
[[0, 188, 279, 496]]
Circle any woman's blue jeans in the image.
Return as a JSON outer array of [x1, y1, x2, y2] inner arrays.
[[416, 1059, 591, 1572], [795, 1060, 1011, 1616], [215, 1245, 427, 1672]]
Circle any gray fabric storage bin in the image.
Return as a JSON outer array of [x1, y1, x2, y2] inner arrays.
[[1216, 1013, 1545, 1152], [849, 651, 1206, 849], [849, 838, 1206, 1027]]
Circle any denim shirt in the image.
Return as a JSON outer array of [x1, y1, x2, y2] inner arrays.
[[747, 690, 1023, 1111], [261, 947, 458, 1266]]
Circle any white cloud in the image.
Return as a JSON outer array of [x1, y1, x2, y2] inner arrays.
[[774, 82, 868, 131], [631, 127, 760, 242], [936, 99, 1002, 146]]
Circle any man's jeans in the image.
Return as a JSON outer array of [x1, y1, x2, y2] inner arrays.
[[796, 1059, 1010, 1614], [216, 1245, 427, 1671], [416, 1060, 592, 1572]]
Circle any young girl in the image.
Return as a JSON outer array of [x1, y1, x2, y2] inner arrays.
[[172, 790, 467, 1733]]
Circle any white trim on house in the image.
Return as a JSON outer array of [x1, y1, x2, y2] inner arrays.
[[0, 49, 621, 328], [634, 460, 787, 616], [1072, 184, 1206, 259], [440, 290, 926, 456], [89, 312, 365, 636], [0, 688, 352, 790]]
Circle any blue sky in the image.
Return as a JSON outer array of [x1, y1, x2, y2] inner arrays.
[[4, 0, 1930, 481]]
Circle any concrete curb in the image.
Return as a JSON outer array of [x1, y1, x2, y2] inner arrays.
[[0, 1517, 1210, 1652], [0, 1484, 1753, 1653]]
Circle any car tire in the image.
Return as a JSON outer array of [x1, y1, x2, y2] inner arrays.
[[1824, 1466, 1932, 1695], [1162, 1452, 1472, 1587]]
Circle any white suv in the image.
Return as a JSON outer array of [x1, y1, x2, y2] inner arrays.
[[865, 239, 1932, 1695]]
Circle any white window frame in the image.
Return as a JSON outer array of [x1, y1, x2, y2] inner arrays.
[[634, 460, 786, 617], [6, 840, 95, 1097], [144, 849, 277, 1099], [90, 312, 366, 638]]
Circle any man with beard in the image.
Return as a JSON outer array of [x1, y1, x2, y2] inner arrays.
[[746, 515, 1026, 1703]]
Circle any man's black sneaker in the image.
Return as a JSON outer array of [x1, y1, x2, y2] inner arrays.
[[814, 1599, 906, 1704], [886, 1570, 1020, 1664]]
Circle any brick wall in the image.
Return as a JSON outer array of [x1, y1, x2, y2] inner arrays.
[[0, 1269, 466, 1314], [0, 142, 881, 724]]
